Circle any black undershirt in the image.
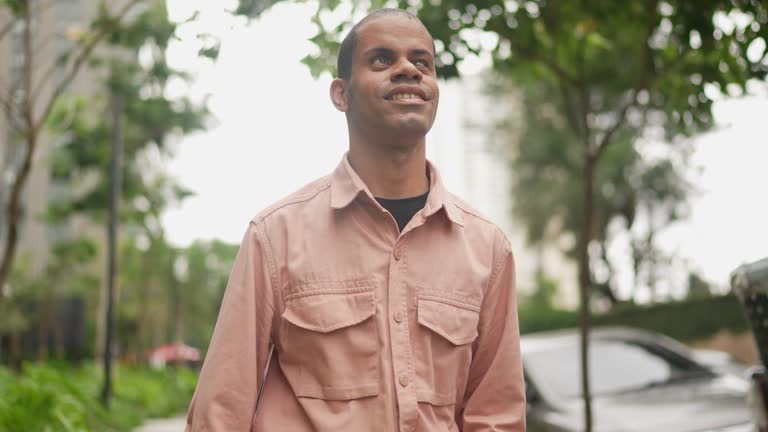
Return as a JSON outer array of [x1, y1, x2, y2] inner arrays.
[[375, 191, 429, 232]]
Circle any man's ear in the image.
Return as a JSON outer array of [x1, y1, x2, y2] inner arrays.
[[330, 79, 349, 112]]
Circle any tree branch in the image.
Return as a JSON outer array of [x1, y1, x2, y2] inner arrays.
[[32, 29, 61, 59], [29, 0, 90, 106], [578, 84, 590, 149], [12, 0, 67, 107], [639, 0, 657, 91], [32, 0, 59, 16], [576, 36, 591, 150], [22, 0, 33, 130], [593, 91, 637, 159], [559, 83, 582, 137], [549, 8, 583, 137], [0, 65, 24, 132], [0, 89, 24, 133], [30, 52, 68, 109], [33, 0, 142, 132], [593, 0, 657, 160], [508, 38, 580, 87], [0, 18, 13, 42]]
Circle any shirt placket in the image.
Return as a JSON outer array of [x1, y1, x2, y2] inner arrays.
[[388, 239, 418, 432], [388, 211, 431, 432]]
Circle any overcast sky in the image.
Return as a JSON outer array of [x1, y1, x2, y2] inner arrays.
[[160, 1, 768, 291]]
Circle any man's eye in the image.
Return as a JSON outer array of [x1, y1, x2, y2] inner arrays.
[[372, 56, 390, 65], [415, 59, 430, 67]]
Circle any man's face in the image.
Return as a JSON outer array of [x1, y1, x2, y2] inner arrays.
[[339, 15, 439, 142]]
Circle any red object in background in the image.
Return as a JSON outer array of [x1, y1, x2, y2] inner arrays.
[[147, 342, 200, 368]]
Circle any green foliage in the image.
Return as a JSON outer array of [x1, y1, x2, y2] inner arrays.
[[495, 69, 693, 300], [0, 363, 196, 432], [598, 295, 748, 341], [2, 236, 237, 362], [247, 0, 768, 307], [1, 0, 222, 368], [37, 0, 210, 362], [43, 0, 208, 227], [520, 294, 749, 342], [0, 258, 36, 335], [0, 0, 23, 15], [113, 366, 197, 420], [301, 20, 344, 78], [177, 240, 239, 351], [116, 238, 238, 357], [687, 271, 715, 299], [519, 305, 582, 335], [520, 272, 560, 310], [233, 0, 287, 18]]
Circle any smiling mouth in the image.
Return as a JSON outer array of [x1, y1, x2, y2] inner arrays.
[[387, 93, 426, 101]]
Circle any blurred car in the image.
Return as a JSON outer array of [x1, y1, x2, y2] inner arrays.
[[523, 327, 753, 432], [692, 348, 750, 378]]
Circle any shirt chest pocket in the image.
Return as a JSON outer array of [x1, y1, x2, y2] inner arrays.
[[414, 294, 480, 406], [279, 287, 380, 400]]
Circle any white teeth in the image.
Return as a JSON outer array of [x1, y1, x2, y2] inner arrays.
[[391, 93, 421, 100]]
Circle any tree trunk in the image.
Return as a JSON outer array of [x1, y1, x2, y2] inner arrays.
[[37, 277, 54, 362], [0, 3, 36, 301], [596, 240, 618, 306], [95, 277, 106, 364], [578, 155, 596, 432], [37, 297, 52, 361], [0, 131, 37, 302], [10, 331, 22, 371], [136, 245, 156, 360], [168, 268, 179, 343], [53, 322, 65, 360]]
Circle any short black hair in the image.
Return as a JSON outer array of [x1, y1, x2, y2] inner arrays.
[[336, 8, 428, 80]]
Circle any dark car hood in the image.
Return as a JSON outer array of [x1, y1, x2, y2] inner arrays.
[[556, 375, 752, 432]]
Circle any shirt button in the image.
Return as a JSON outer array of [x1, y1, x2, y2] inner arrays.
[[393, 248, 402, 260], [399, 375, 409, 387], [393, 311, 403, 323]]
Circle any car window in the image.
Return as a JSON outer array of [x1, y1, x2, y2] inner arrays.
[[525, 338, 709, 399]]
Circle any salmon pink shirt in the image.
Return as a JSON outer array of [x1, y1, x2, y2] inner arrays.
[[186, 155, 526, 432]]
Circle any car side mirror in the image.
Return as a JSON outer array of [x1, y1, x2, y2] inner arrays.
[[730, 257, 768, 366], [731, 258, 768, 430]]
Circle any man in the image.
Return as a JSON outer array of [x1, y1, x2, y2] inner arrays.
[[186, 8, 525, 431]]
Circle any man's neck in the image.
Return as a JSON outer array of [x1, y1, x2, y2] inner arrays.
[[347, 138, 429, 200]]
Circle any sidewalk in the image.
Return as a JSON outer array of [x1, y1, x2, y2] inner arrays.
[[134, 416, 186, 432]]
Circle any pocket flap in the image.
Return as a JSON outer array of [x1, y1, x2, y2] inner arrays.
[[283, 289, 375, 333], [417, 295, 480, 345]]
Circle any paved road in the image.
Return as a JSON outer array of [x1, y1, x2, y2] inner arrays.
[[134, 416, 186, 432]]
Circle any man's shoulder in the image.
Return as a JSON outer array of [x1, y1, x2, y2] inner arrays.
[[250, 175, 332, 225], [449, 193, 512, 250]]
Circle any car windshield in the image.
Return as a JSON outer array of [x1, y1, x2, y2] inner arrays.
[[525, 338, 711, 399]]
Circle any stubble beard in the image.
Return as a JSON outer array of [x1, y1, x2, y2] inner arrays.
[[345, 86, 435, 151]]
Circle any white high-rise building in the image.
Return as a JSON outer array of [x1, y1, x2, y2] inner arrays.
[[0, 0, 131, 277], [429, 76, 579, 307]]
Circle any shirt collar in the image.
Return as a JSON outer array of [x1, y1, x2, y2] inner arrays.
[[330, 153, 464, 227]]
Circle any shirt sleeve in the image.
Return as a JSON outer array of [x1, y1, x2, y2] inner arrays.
[[460, 232, 526, 432], [186, 221, 277, 431]]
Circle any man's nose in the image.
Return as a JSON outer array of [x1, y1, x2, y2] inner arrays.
[[391, 58, 422, 82]]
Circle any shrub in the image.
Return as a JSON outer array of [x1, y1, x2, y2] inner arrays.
[[0, 363, 196, 432], [519, 294, 749, 342]]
